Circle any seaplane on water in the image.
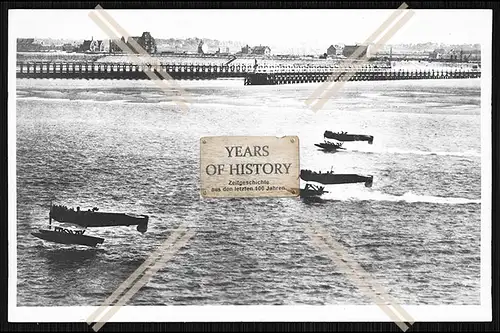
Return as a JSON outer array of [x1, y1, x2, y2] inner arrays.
[[299, 169, 374, 199], [324, 130, 374, 145], [300, 183, 329, 198], [31, 204, 149, 247], [314, 140, 346, 152]]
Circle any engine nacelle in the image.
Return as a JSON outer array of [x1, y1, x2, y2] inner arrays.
[[365, 176, 374, 188], [136, 216, 149, 233]]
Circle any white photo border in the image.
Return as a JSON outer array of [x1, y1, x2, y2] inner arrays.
[[7, 8, 493, 323]]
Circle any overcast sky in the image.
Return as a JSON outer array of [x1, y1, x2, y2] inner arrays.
[[10, 9, 491, 47]]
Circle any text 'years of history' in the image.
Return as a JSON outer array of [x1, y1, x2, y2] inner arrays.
[[200, 136, 300, 198]]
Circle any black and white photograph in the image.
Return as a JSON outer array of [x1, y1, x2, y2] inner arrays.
[[8, 6, 492, 325]]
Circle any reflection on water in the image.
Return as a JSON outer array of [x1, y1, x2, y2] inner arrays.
[[40, 248, 102, 269]]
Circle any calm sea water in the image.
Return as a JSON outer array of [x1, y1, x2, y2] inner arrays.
[[16, 78, 481, 306]]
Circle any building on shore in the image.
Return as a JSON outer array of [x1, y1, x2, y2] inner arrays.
[[326, 45, 337, 56], [62, 43, 77, 52], [215, 46, 230, 55], [342, 44, 370, 58], [326, 44, 346, 57], [463, 49, 481, 61], [428, 48, 446, 59], [79, 40, 92, 52], [240, 45, 252, 54], [17, 38, 63, 52], [17, 38, 44, 52], [78, 38, 106, 53], [429, 48, 481, 62], [109, 32, 157, 54], [239, 45, 271, 56], [252, 45, 271, 56], [129, 32, 157, 54], [198, 40, 208, 54], [109, 37, 127, 53]]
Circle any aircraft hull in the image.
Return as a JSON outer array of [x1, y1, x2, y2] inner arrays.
[[324, 131, 374, 144], [32, 229, 104, 247], [301, 170, 373, 187]]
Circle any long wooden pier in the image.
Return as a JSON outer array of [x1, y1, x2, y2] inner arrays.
[[16, 61, 481, 84], [16, 61, 252, 80], [244, 69, 480, 85]]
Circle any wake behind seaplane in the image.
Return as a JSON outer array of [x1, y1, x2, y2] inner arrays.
[[31, 204, 149, 247]]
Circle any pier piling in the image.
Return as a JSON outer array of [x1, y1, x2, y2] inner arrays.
[[16, 61, 481, 83]]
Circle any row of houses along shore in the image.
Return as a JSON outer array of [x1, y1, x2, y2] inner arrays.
[[17, 31, 481, 62], [17, 33, 273, 57]]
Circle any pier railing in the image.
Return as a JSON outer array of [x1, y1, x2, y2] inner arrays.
[[16, 61, 254, 79], [16, 61, 481, 84], [245, 67, 481, 85]]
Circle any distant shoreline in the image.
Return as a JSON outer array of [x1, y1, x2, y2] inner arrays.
[[16, 52, 480, 72], [16, 51, 355, 61], [17, 51, 480, 63]]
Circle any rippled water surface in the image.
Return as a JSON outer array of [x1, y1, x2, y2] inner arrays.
[[16, 78, 482, 306]]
